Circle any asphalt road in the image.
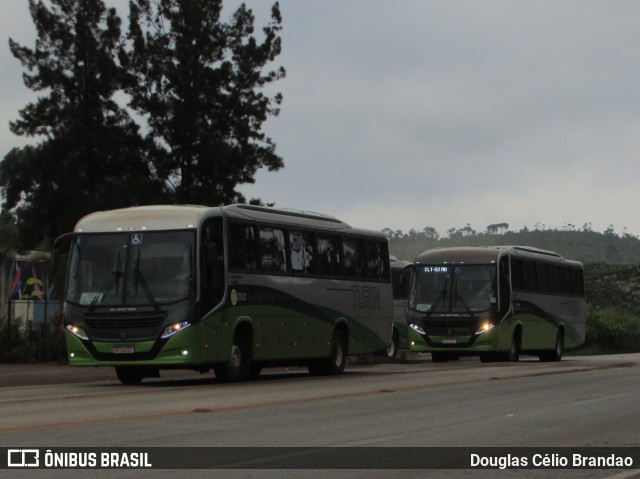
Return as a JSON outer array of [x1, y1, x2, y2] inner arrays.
[[1, 354, 640, 479]]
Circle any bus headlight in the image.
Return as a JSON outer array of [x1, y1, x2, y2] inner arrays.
[[66, 324, 89, 340], [476, 321, 494, 334], [161, 321, 191, 339], [409, 323, 426, 335]]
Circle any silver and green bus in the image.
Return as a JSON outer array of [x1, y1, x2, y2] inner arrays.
[[386, 256, 412, 358], [407, 246, 586, 362], [61, 204, 392, 384]]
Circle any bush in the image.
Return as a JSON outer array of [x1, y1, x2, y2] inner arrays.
[[0, 313, 66, 363], [581, 307, 640, 354]]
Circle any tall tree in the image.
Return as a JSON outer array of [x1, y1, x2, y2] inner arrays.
[[0, 0, 165, 249], [122, 0, 286, 205]]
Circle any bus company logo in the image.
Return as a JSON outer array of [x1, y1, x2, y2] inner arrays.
[[351, 285, 381, 310], [230, 289, 238, 306], [8, 449, 40, 468], [230, 289, 250, 306]]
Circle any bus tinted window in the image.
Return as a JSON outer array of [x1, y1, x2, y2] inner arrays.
[[343, 238, 364, 278], [548, 264, 560, 293], [572, 268, 585, 296], [229, 222, 257, 271], [367, 241, 388, 280], [523, 260, 537, 291], [317, 235, 341, 276], [511, 257, 585, 297], [511, 258, 524, 291], [259, 227, 286, 273], [393, 267, 412, 300], [537, 262, 549, 293], [290, 230, 315, 274]]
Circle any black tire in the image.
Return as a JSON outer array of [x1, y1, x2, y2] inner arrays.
[[308, 329, 347, 375], [502, 330, 521, 362], [386, 330, 399, 359], [214, 335, 251, 382], [115, 366, 144, 385], [540, 329, 564, 362], [431, 352, 449, 363]]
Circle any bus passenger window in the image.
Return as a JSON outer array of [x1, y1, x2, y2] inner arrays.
[[499, 255, 510, 312], [259, 227, 286, 273], [366, 241, 389, 280], [290, 231, 314, 274], [343, 239, 364, 278], [317, 235, 341, 276], [229, 222, 257, 271]]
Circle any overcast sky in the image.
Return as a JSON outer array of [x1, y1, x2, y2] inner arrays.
[[1, 1, 639, 237]]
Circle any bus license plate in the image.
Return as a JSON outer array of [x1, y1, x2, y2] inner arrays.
[[113, 346, 135, 354], [442, 339, 457, 344]]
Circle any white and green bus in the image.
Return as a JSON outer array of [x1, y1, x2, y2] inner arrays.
[[407, 246, 586, 362], [386, 256, 412, 358], [61, 204, 392, 384]]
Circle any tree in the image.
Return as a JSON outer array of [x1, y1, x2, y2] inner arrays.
[[121, 0, 286, 205], [486, 223, 509, 235], [422, 226, 439, 240], [1, 0, 165, 249], [0, 210, 18, 263], [460, 223, 476, 237]]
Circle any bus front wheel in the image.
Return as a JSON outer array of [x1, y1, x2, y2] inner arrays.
[[502, 330, 521, 362], [115, 366, 145, 385], [215, 335, 251, 382], [431, 352, 448, 363]]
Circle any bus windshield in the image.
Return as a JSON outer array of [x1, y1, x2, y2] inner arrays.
[[409, 264, 497, 314], [67, 231, 196, 307]]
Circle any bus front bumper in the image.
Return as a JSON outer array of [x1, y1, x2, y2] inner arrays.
[[408, 326, 503, 352], [64, 329, 205, 367]]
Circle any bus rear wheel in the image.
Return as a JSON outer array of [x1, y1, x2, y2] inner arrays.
[[309, 329, 347, 375], [540, 329, 564, 362], [386, 330, 399, 359]]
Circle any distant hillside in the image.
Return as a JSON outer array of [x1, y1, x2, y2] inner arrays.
[[388, 229, 640, 264]]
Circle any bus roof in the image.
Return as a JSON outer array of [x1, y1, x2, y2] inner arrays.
[[223, 204, 354, 232], [390, 256, 412, 270], [73, 204, 384, 238], [414, 246, 582, 267], [74, 205, 214, 233]]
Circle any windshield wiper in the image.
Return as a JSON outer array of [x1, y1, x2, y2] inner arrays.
[[134, 251, 159, 310], [453, 280, 476, 317], [425, 278, 448, 316], [88, 252, 122, 311]]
